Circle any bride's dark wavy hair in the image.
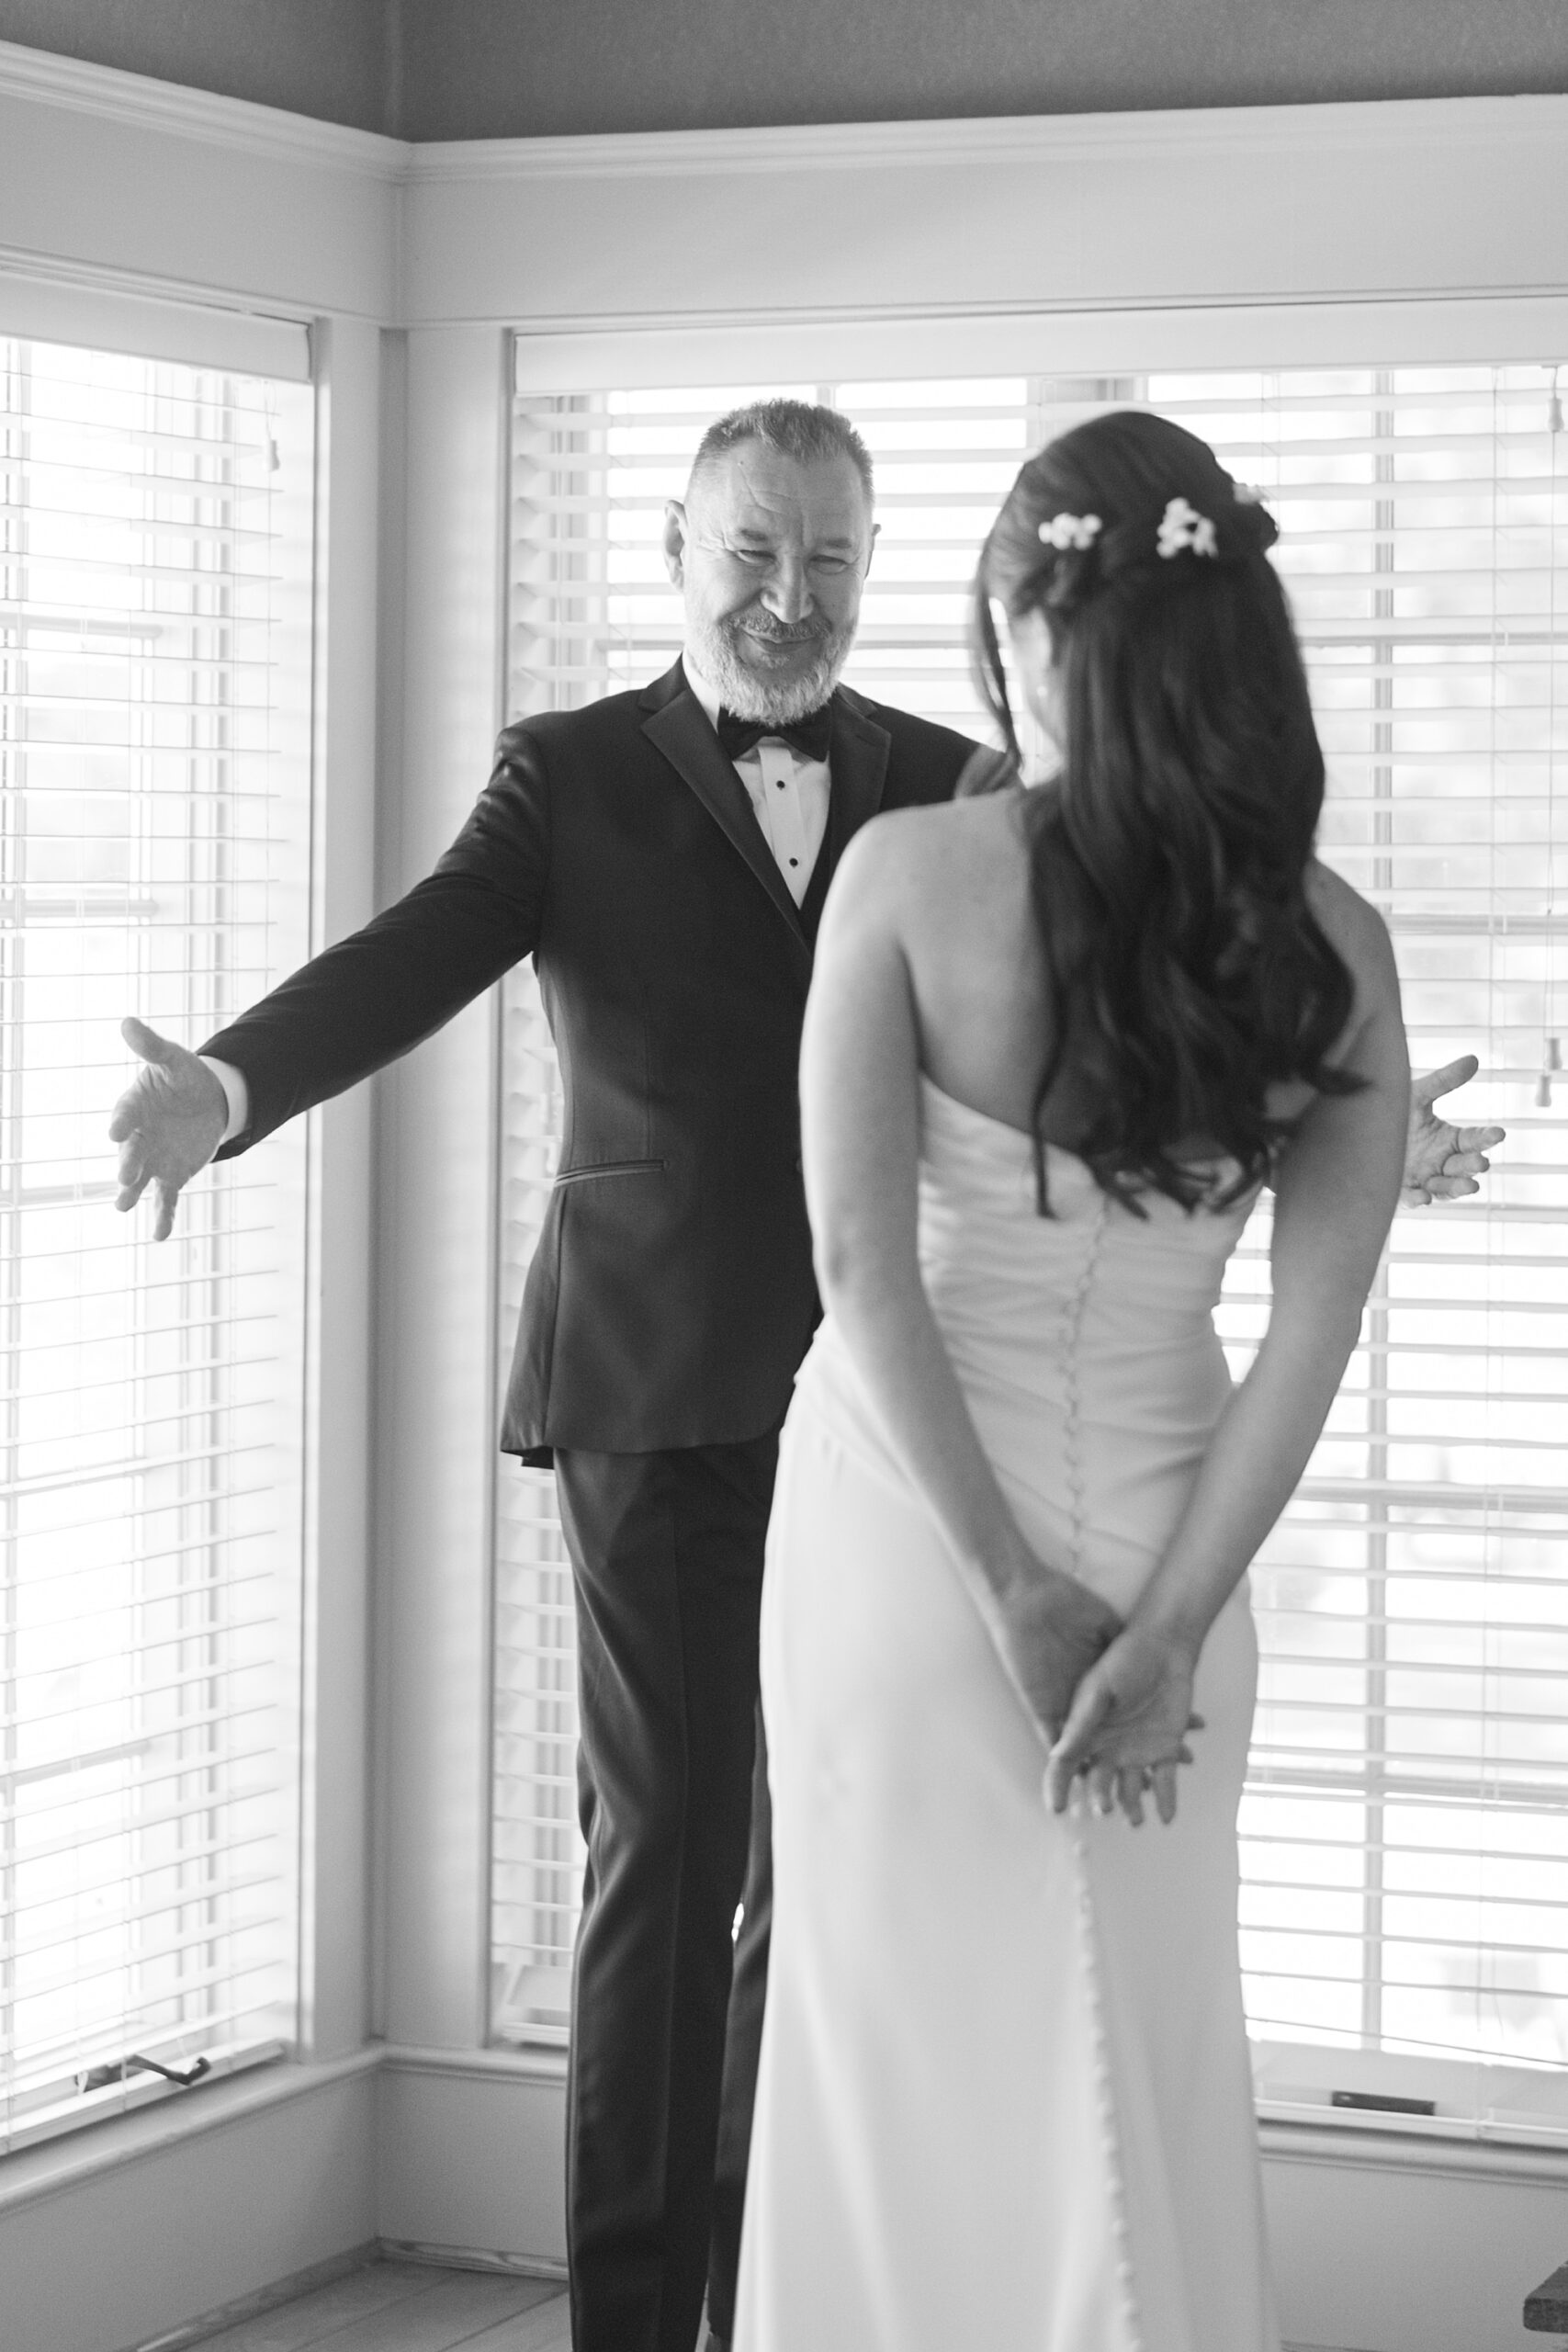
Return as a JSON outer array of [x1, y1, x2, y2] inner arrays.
[[970, 408, 1360, 1216]]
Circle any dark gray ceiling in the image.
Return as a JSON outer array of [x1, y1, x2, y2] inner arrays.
[[0, 0, 1562, 141]]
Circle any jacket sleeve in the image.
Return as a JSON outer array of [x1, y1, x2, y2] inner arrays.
[[204, 726, 550, 1154]]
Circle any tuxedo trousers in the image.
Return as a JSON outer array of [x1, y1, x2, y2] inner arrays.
[[554, 1438, 777, 2352]]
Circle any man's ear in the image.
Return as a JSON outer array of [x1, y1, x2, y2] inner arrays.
[[863, 519, 880, 580], [662, 500, 688, 587]]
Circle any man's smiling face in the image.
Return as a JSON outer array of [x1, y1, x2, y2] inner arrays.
[[663, 440, 876, 725]]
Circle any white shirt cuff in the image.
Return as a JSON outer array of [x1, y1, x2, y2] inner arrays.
[[200, 1056, 251, 1146]]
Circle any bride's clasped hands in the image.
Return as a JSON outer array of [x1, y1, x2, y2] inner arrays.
[[1042, 1609, 1204, 1826], [985, 1542, 1205, 1829]]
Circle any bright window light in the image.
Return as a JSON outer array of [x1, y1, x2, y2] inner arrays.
[[0, 337, 313, 2152], [491, 369, 1568, 2137]]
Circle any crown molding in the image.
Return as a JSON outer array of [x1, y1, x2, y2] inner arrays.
[[0, 43, 1562, 198], [0, 35, 410, 179], [401, 91, 1568, 184]]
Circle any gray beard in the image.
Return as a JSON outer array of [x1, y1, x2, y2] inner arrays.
[[686, 613, 856, 725]]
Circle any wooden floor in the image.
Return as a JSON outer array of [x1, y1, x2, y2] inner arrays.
[[186, 2262, 570, 2352]]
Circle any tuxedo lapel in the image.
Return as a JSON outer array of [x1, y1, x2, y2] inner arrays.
[[640, 672, 810, 967], [825, 690, 892, 849]]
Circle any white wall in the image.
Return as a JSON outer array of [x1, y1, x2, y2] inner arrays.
[[0, 42, 1565, 2352]]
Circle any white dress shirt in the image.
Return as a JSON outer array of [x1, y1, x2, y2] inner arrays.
[[202, 658, 834, 1146], [682, 659, 831, 910]]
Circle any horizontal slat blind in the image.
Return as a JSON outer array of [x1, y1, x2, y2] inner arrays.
[[0, 339, 313, 2150], [1162, 367, 1568, 2127], [491, 371, 1568, 2126]]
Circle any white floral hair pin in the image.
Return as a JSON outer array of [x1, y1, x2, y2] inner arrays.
[[1157, 496, 1218, 560], [1039, 512, 1102, 551]]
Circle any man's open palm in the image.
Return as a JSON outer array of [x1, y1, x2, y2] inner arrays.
[[1404, 1054, 1506, 1206], [109, 1017, 228, 1240]]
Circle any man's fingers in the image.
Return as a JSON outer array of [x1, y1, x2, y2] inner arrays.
[[1153, 1760, 1179, 1825], [121, 1014, 180, 1068], [1449, 1126, 1505, 1154], [107, 1082, 152, 1144], [152, 1180, 181, 1243], [1412, 1053, 1479, 1107], [115, 1139, 150, 1212]]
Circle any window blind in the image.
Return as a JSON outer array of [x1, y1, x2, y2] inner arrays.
[[0, 338, 313, 2151], [491, 369, 1568, 2134]]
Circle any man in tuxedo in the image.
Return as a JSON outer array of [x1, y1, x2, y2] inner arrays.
[[111, 402, 975, 2352], [112, 399, 1501, 2352]]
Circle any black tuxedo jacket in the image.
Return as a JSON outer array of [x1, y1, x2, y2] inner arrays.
[[206, 662, 976, 1456]]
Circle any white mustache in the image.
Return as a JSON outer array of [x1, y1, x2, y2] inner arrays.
[[734, 616, 829, 645]]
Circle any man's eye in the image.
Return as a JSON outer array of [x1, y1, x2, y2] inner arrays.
[[812, 557, 852, 573]]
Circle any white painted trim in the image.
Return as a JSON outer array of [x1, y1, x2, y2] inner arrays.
[[0, 51, 398, 322], [1260, 2118, 1568, 2192], [508, 294, 1568, 397], [398, 93, 1568, 334], [0, 262, 310, 374], [0, 35, 406, 177], [381, 2042, 568, 2088], [402, 92, 1568, 182], [373, 323, 510, 2053], [0, 2045, 381, 2222]]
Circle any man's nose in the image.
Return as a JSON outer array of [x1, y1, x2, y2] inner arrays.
[[761, 553, 812, 626]]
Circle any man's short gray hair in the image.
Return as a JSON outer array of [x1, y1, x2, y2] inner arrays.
[[688, 400, 874, 503]]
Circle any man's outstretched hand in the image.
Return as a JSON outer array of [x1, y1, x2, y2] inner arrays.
[[109, 1017, 228, 1240], [1404, 1055, 1505, 1208]]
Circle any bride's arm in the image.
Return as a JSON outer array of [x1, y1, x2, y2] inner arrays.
[[800, 818, 1121, 1747], [1046, 872, 1409, 1817]]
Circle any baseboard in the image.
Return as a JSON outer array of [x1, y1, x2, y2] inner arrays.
[[125, 2241, 378, 2352], [377, 2234, 569, 2282]]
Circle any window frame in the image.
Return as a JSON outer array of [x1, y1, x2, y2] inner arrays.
[[0, 300, 321, 2154], [490, 327, 1568, 2149]]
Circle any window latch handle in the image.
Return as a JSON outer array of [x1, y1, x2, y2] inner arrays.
[[76, 2052, 211, 2094]]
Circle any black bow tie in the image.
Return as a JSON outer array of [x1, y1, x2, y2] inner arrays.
[[715, 704, 833, 764]]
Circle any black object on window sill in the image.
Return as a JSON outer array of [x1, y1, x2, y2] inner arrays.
[[75, 2052, 211, 2094], [1330, 2089, 1437, 2118]]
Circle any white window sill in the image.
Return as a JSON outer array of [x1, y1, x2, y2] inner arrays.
[[0, 2043, 380, 2220], [1258, 2094, 1568, 2154], [2, 2038, 288, 2162]]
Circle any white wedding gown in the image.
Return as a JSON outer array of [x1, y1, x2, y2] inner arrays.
[[734, 1077, 1280, 2352]]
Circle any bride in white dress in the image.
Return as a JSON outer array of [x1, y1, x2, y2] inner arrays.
[[732, 413, 1410, 2352]]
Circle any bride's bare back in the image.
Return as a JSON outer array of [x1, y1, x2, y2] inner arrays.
[[891, 790, 1069, 1140], [877, 787, 1381, 1155]]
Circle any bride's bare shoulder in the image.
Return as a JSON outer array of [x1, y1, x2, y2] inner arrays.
[[831, 790, 1025, 914], [1304, 857, 1397, 986]]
